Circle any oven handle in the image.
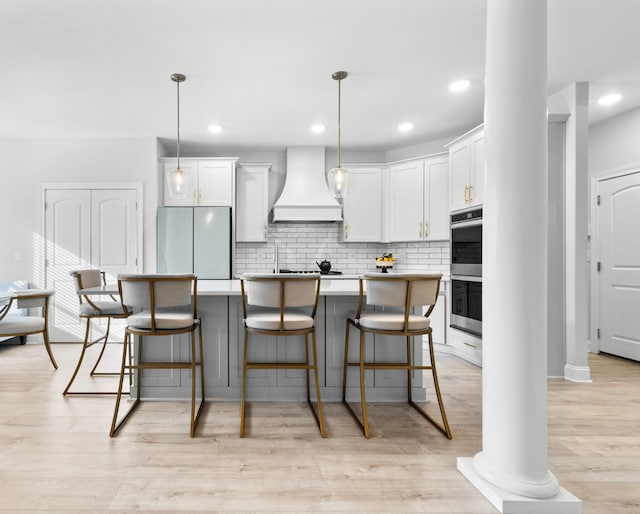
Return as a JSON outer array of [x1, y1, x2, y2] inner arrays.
[[450, 218, 482, 229], [451, 274, 483, 282]]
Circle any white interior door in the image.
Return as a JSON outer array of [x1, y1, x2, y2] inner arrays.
[[45, 187, 139, 342], [45, 189, 91, 341], [597, 171, 640, 361]]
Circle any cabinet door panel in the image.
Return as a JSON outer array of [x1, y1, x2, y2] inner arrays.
[[425, 158, 450, 241], [449, 143, 470, 212], [198, 161, 233, 206], [470, 133, 485, 207], [236, 165, 269, 242], [389, 161, 424, 242], [342, 167, 382, 242]]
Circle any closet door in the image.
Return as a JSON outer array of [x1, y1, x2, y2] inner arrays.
[[44, 189, 91, 340], [44, 187, 139, 341]]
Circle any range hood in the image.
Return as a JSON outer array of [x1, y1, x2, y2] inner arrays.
[[272, 146, 342, 222]]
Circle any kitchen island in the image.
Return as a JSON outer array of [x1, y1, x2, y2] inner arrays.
[[137, 278, 438, 402]]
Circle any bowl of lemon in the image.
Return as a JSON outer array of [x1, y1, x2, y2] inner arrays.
[[375, 253, 395, 273]]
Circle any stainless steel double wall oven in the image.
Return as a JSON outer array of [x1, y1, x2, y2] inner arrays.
[[450, 208, 482, 336]]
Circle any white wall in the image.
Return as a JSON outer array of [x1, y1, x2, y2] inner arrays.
[[0, 137, 158, 285], [590, 105, 640, 174]]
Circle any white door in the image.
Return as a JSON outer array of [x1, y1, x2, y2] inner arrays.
[[45, 188, 138, 341], [44, 189, 91, 341], [597, 171, 640, 361]]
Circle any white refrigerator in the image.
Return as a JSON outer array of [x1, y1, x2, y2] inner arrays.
[[157, 207, 231, 279]]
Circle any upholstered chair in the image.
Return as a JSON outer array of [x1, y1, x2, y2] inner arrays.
[[239, 273, 326, 437], [64, 270, 128, 395], [342, 273, 451, 439], [110, 274, 205, 437], [0, 289, 58, 369]]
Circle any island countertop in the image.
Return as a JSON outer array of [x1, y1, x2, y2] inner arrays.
[[198, 278, 362, 296]]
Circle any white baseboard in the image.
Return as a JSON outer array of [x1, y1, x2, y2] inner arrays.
[[564, 363, 592, 383]]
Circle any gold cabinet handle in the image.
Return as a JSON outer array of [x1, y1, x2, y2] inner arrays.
[[468, 185, 473, 203], [193, 189, 197, 204], [464, 185, 469, 202], [424, 222, 429, 238], [419, 222, 423, 238], [198, 188, 203, 204], [345, 224, 349, 240]]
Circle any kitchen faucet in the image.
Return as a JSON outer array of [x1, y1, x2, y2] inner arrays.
[[273, 240, 280, 273]]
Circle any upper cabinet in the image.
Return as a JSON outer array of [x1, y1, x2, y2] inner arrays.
[[340, 166, 383, 242], [387, 154, 450, 242], [446, 125, 484, 212], [236, 163, 271, 242], [161, 158, 237, 207]]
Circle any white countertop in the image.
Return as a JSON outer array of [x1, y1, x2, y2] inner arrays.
[[198, 279, 361, 296]]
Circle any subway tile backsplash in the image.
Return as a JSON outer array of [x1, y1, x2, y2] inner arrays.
[[235, 223, 450, 275]]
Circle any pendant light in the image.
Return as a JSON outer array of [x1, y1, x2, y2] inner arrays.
[[166, 73, 190, 200], [326, 71, 349, 200]]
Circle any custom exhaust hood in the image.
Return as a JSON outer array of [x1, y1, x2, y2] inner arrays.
[[272, 146, 342, 222]]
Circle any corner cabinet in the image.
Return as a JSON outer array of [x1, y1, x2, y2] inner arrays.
[[446, 125, 484, 212], [236, 163, 271, 242], [387, 153, 450, 242], [161, 158, 237, 207], [340, 166, 383, 242]]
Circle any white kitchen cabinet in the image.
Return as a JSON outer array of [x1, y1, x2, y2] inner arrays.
[[340, 166, 383, 242], [236, 163, 271, 242], [388, 153, 450, 242], [446, 125, 484, 212], [161, 158, 237, 207]]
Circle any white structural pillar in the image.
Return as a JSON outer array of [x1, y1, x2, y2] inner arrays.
[[457, 0, 581, 512]]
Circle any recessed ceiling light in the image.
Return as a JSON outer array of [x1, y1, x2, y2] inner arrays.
[[311, 124, 325, 134], [449, 79, 470, 93], [398, 122, 414, 133], [598, 93, 622, 106], [208, 124, 222, 134]]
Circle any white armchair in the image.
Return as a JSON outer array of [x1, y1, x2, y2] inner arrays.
[[0, 289, 58, 369]]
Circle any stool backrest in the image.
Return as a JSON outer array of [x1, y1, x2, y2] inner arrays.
[[359, 273, 442, 318], [240, 273, 321, 318], [117, 274, 196, 313], [71, 270, 103, 291]]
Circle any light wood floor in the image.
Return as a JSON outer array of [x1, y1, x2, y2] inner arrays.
[[0, 342, 638, 513]]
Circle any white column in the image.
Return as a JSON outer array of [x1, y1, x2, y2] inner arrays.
[[457, 0, 581, 511]]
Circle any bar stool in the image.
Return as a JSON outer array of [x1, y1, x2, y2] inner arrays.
[[342, 273, 452, 439], [64, 270, 128, 395], [239, 273, 326, 438], [110, 274, 205, 437]]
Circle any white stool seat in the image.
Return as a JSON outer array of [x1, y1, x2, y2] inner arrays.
[[127, 310, 197, 330], [245, 311, 314, 331], [0, 315, 45, 335], [358, 313, 430, 331], [79, 301, 126, 317]]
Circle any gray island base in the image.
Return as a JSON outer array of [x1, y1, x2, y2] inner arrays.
[[136, 279, 429, 403]]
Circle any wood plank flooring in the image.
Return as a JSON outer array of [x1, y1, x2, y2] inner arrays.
[[0, 342, 638, 513]]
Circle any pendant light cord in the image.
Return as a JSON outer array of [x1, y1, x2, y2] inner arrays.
[[176, 79, 181, 169], [337, 77, 341, 168]]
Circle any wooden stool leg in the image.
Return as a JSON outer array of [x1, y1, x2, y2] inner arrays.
[[89, 317, 111, 375], [63, 318, 92, 395], [310, 330, 326, 438], [359, 330, 370, 438], [240, 330, 249, 437], [342, 320, 350, 402]]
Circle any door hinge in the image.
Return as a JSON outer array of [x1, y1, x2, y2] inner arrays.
[[597, 194, 601, 206], [597, 261, 601, 272], [597, 328, 600, 339]]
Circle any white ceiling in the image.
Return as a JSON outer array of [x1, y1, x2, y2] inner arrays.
[[2, 0, 640, 152]]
